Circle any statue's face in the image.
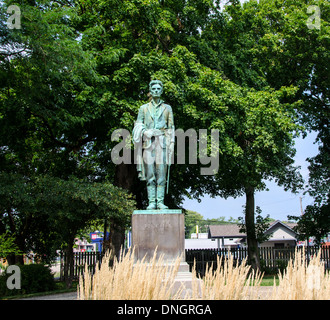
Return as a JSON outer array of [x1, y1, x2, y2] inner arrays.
[[150, 83, 163, 98]]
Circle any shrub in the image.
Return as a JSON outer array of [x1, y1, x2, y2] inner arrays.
[[275, 259, 288, 273], [0, 264, 55, 297], [260, 258, 275, 275]]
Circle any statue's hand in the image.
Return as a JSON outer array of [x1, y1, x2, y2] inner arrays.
[[143, 129, 154, 139], [152, 129, 162, 136]]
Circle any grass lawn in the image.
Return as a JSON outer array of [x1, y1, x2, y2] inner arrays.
[[260, 275, 279, 286]]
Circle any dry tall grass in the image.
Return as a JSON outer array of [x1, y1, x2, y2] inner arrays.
[[189, 255, 263, 300], [271, 249, 330, 300], [78, 248, 263, 300], [78, 248, 184, 300], [78, 247, 329, 300]]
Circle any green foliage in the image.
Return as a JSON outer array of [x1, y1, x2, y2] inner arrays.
[[0, 264, 55, 297], [0, 172, 135, 261], [0, 233, 21, 258], [289, 201, 330, 245], [185, 210, 239, 237], [260, 258, 288, 275], [185, 210, 204, 237], [0, 0, 137, 261], [239, 206, 273, 243]]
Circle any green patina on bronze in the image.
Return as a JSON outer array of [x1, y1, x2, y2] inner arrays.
[[133, 80, 175, 210]]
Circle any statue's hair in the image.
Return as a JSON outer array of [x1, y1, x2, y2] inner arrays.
[[149, 79, 163, 90]]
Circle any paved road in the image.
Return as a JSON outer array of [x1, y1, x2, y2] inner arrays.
[[18, 292, 77, 300], [17, 287, 273, 300]]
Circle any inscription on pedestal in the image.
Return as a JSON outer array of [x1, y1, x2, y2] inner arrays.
[[132, 210, 184, 261]]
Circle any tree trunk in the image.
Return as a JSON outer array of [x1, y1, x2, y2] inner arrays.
[[110, 162, 139, 257], [245, 185, 261, 272], [6, 208, 24, 265], [114, 163, 136, 191], [6, 253, 23, 265], [109, 218, 125, 259], [6, 238, 24, 265], [63, 235, 75, 289], [114, 162, 144, 208]]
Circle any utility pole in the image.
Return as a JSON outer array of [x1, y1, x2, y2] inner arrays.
[[300, 197, 304, 215]]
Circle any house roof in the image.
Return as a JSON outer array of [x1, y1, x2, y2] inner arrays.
[[265, 220, 298, 235], [208, 221, 298, 239], [208, 224, 246, 239]]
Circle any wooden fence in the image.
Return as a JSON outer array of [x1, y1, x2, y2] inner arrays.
[[186, 246, 330, 276], [60, 246, 330, 280], [59, 251, 104, 281]]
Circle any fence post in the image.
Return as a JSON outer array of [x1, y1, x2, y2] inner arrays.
[[202, 250, 205, 276]]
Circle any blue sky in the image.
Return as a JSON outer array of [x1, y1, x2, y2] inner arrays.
[[182, 131, 320, 221]]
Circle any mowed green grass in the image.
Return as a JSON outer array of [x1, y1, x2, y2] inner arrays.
[[260, 275, 279, 286]]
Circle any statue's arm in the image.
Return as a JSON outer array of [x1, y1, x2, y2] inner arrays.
[[136, 105, 145, 123], [133, 106, 146, 143]]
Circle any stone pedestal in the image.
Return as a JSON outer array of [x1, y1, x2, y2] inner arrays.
[[132, 209, 200, 297], [132, 209, 184, 261]]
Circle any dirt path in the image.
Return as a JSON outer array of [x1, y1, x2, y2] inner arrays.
[[248, 286, 274, 300]]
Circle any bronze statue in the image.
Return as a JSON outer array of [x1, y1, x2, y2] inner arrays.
[[133, 80, 175, 210]]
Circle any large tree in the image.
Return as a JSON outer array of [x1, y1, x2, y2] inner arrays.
[[0, 1, 135, 286], [188, 0, 329, 270]]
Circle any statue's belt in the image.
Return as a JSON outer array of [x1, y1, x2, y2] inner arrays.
[[146, 129, 167, 137]]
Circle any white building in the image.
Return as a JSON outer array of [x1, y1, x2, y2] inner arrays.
[[206, 221, 298, 249], [261, 221, 298, 248], [185, 232, 217, 249]]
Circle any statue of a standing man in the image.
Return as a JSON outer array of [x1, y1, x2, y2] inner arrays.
[[133, 80, 175, 210]]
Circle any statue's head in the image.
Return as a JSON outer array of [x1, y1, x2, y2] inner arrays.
[[149, 80, 163, 98]]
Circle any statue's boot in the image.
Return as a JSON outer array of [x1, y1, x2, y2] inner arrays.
[[146, 186, 157, 210], [156, 185, 168, 209]]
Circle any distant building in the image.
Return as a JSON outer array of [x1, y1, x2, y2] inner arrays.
[[190, 233, 208, 239], [74, 231, 108, 252], [185, 233, 217, 249], [185, 238, 219, 250], [206, 221, 299, 249], [74, 237, 96, 252], [208, 224, 246, 249], [261, 221, 297, 248]]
